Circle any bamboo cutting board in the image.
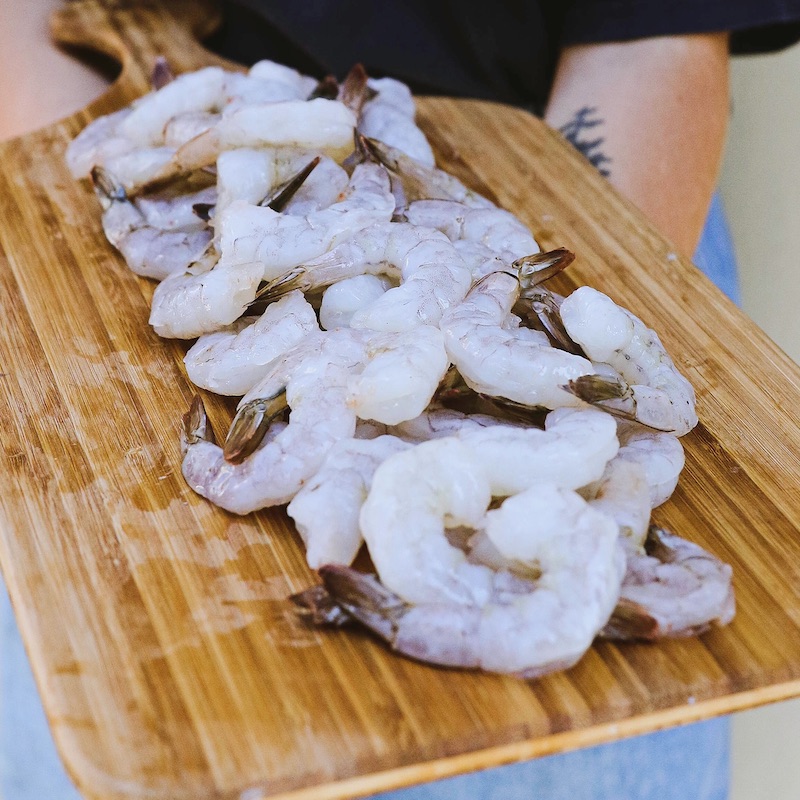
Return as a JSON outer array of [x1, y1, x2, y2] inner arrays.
[[2, 2, 800, 799]]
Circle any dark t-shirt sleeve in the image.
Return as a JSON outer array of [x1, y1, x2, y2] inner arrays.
[[561, 0, 800, 53]]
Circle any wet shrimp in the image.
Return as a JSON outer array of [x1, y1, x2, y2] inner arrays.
[[404, 199, 538, 267], [256, 221, 472, 331], [439, 269, 595, 409], [141, 98, 356, 193], [149, 162, 394, 339], [182, 324, 449, 512], [560, 286, 698, 435], [181, 332, 363, 514], [333, 434, 623, 676], [360, 136, 495, 208], [287, 434, 411, 568], [319, 274, 392, 330], [602, 525, 735, 641], [91, 167, 214, 280], [359, 77, 436, 167], [183, 290, 320, 396]]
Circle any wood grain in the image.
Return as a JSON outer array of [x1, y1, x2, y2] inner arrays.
[[1, 1, 800, 798]]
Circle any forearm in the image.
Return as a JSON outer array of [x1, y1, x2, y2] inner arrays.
[[0, 0, 108, 141], [544, 34, 730, 258]]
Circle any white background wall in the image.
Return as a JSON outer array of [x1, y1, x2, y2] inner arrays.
[[720, 44, 800, 800]]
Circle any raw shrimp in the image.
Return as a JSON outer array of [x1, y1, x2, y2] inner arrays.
[[183, 290, 320, 396], [287, 434, 411, 568], [456, 407, 619, 496], [404, 199, 538, 265], [181, 332, 364, 514], [439, 270, 594, 409], [149, 162, 394, 339], [615, 423, 685, 508], [346, 325, 450, 424], [338, 435, 622, 676], [66, 107, 134, 179], [360, 136, 495, 208], [602, 525, 735, 641], [319, 274, 392, 330], [359, 77, 436, 167], [257, 221, 473, 331], [91, 167, 214, 280], [213, 150, 348, 219], [560, 286, 698, 435], [141, 98, 356, 192]]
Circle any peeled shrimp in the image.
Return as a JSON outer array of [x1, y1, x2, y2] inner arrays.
[[344, 434, 622, 676], [404, 199, 538, 265], [142, 98, 356, 192], [91, 167, 214, 280], [287, 434, 411, 568], [258, 221, 473, 331], [440, 270, 594, 409], [602, 525, 735, 640], [560, 286, 698, 435], [149, 162, 394, 339], [181, 333, 364, 514], [183, 290, 320, 396], [359, 77, 436, 167]]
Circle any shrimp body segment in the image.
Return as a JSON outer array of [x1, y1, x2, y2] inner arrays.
[[149, 163, 395, 339], [603, 526, 735, 641], [354, 433, 622, 676], [560, 286, 698, 435], [184, 290, 320, 396], [287, 435, 411, 568], [440, 271, 594, 409]]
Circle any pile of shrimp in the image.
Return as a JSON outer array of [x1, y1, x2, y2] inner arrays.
[[68, 57, 734, 678]]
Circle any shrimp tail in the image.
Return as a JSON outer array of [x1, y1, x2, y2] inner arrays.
[[307, 74, 339, 101], [150, 56, 175, 90], [600, 597, 660, 641], [223, 390, 289, 464], [514, 248, 575, 288], [516, 288, 586, 356], [318, 564, 405, 642], [338, 63, 375, 116], [290, 583, 353, 627], [181, 394, 215, 454], [90, 166, 127, 207], [260, 156, 321, 212]]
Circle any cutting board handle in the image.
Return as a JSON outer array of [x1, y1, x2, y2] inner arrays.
[[50, 0, 242, 114]]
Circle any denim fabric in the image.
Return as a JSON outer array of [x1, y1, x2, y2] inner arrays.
[[0, 195, 739, 799]]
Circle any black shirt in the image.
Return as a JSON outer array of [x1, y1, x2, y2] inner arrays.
[[210, 0, 800, 115]]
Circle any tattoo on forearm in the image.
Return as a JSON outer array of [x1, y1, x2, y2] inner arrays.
[[559, 107, 612, 177]]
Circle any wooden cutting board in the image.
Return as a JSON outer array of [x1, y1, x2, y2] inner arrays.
[[3, 2, 800, 798]]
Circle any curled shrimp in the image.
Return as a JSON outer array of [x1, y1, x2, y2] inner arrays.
[[602, 525, 735, 641], [181, 333, 363, 514], [149, 162, 394, 339], [91, 167, 214, 280], [323, 433, 622, 676], [439, 268, 594, 410], [287, 434, 411, 568], [560, 286, 698, 435], [257, 221, 473, 332], [404, 199, 538, 269], [183, 290, 320, 396]]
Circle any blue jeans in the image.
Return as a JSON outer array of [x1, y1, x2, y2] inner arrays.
[[0, 195, 740, 800]]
